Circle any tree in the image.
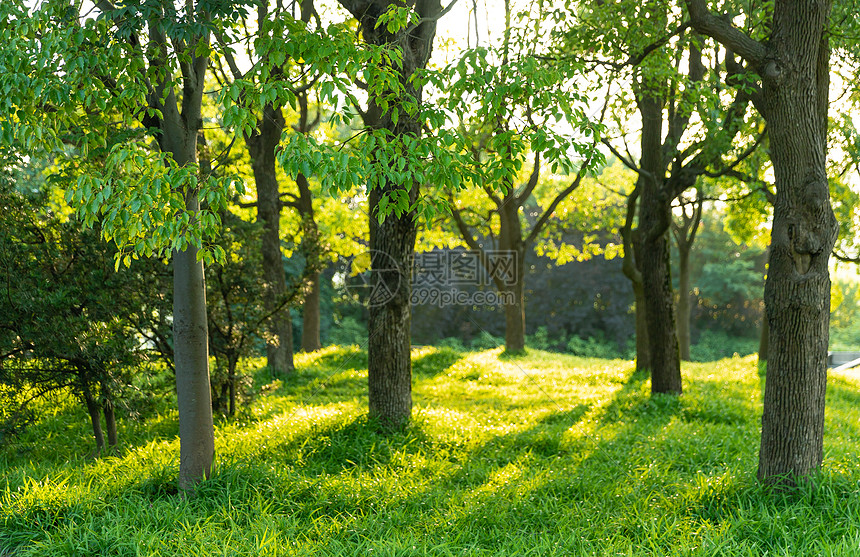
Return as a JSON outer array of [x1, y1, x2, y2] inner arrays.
[[430, 4, 604, 352], [0, 179, 140, 451], [568, 0, 762, 393], [685, 0, 839, 484], [0, 1, 248, 489], [214, 0, 330, 369], [671, 189, 703, 360], [326, 0, 445, 429]]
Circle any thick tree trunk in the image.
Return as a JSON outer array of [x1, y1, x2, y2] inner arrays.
[[499, 202, 526, 353], [345, 0, 441, 430], [637, 94, 682, 394], [367, 186, 417, 429], [758, 314, 769, 362], [301, 270, 322, 352], [640, 228, 682, 393], [756, 2, 837, 484], [82, 382, 105, 452], [677, 245, 692, 361], [248, 104, 295, 375]]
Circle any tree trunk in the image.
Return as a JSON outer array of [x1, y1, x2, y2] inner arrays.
[[342, 0, 441, 430], [228, 360, 237, 418], [633, 277, 651, 371], [297, 172, 322, 353], [101, 380, 117, 447], [248, 104, 295, 375], [367, 187, 416, 429], [173, 238, 215, 489], [677, 244, 692, 361], [301, 270, 322, 352], [82, 381, 105, 452], [499, 201, 526, 353], [758, 313, 769, 363], [503, 281, 526, 352], [637, 93, 682, 394], [756, 1, 837, 484]]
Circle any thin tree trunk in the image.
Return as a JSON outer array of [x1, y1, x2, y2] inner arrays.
[[82, 381, 105, 452], [101, 380, 117, 447], [677, 245, 692, 361], [301, 270, 322, 352], [248, 104, 295, 375], [297, 172, 322, 353], [228, 360, 237, 417]]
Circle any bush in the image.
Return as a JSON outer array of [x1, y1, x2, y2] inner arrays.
[[565, 334, 618, 359], [437, 337, 467, 351], [690, 329, 758, 362], [526, 326, 553, 351], [327, 316, 367, 347], [470, 331, 504, 350]]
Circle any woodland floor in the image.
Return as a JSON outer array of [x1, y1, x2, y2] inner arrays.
[[2, 347, 860, 556]]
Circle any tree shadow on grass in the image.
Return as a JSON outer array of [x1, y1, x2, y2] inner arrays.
[[412, 347, 465, 379]]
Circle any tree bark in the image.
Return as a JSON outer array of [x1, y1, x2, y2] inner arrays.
[[757, 2, 836, 483], [173, 234, 215, 489], [342, 0, 442, 429], [758, 312, 769, 362], [637, 93, 682, 394], [367, 186, 416, 429], [633, 277, 651, 370], [101, 380, 117, 447], [247, 104, 295, 375], [82, 381, 105, 452], [499, 199, 526, 352], [301, 270, 322, 352], [685, 0, 838, 484], [297, 171, 322, 353]]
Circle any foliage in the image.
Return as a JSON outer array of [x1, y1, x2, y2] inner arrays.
[[689, 330, 759, 363], [831, 275, 860, 350], [205, 212, 268, 415], [3, 349, 860, 555], [685, 209, 767, 339], [0, 2, 240, 264], [0, 178, 143, 444]]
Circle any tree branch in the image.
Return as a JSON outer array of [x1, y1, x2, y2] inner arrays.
[[684, 0, 768, 68]]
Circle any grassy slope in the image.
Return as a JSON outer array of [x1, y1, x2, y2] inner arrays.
[[2, 347, 860, 556]]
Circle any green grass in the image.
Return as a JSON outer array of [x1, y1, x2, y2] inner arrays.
[[3, 346, 860, 556]]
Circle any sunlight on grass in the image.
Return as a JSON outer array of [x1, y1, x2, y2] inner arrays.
[[3, 349, 860, 556]]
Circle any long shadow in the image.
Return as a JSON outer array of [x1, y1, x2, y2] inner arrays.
[[8, 350, 860, 555]]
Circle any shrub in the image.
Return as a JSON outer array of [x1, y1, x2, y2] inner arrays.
[[690, 329, 758, 362]]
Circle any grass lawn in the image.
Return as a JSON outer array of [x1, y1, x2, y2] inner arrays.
[[2, 347, 860, 556]]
